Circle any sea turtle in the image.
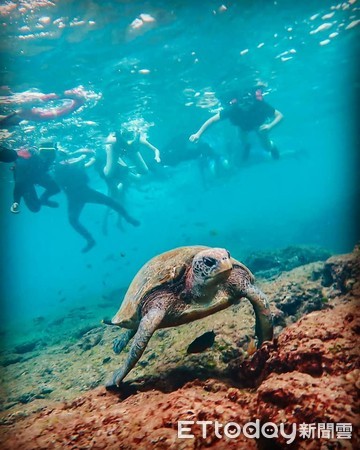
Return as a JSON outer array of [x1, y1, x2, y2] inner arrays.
[[106, 245, 273, 388]]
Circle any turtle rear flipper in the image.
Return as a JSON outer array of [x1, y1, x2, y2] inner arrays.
[[106, 307, 165, 389], [244, 284, 273, 347], [113, 329, 136, 354]]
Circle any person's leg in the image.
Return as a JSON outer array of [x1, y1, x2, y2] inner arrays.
[[102, 183, 122, 235], [67, 195, 95, 253], [11, 181, 24, 213], [37, 174, 61, 207], [113, 184, 127, 230], [11, 160, 31, 213], [198, 156, 212, 189], [84, 187, 140, 227], [239, 129, 251, 161], [22, 184, 42, 213], [257, 130, 280, 160], [11, 182, 41, 213], [133, 151, 149, 174]]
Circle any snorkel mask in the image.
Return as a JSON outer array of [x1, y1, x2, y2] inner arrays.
[[38, 142, 57, 161], [120, 129, 140, 145]]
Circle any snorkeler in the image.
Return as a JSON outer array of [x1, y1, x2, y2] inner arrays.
[[0, 87, 87, 128], [54, 149, 140, 253], [161, 133, 227, 186], [189, 84, 283, 161], [105, 128, 161, 177], [100, 133, 139, 234], [100, 128, 160, 233], [10, 142, 61, 214]]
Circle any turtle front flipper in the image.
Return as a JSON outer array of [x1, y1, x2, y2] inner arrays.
[[113, 329, 136, 354], [244, 284, 273, 347], [106, 308, 165, 389]]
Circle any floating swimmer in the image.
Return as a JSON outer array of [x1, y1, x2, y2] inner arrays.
[[189, 84, 283, 162], [0, 87, 88, 128]]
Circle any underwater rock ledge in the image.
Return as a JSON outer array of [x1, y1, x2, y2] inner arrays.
[[0, 247, 359, 449]]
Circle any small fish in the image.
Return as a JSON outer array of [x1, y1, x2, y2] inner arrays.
[[246, 337, 257, 357], [33, 316, 45, 324], [86, 264, 92, 269], [187, 331, 216, 354]]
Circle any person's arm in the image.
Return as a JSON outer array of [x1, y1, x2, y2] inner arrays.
[[61, 154, 87, 165], [84, 157, 96, 168], [71, 148, 96, 156], [103, 133, 117, 177], [140, 136, 161, 163], [68, 148, 96, 168], [134, 151, 149, 174], [259, 109, 283, 132], [189, 112, 221, 142], [60, 149, 95, 167]]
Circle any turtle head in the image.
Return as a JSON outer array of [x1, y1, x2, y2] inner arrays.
[[188, 248, 233, 298]]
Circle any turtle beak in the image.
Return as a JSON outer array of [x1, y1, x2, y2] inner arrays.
[[218, 257, 232, 273], [213, 253, 232, 277], [210, 257, 232, 283]]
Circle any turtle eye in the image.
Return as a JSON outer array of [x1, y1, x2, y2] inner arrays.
[[226, 251, 230, 258], [203, 257, 217, 267]]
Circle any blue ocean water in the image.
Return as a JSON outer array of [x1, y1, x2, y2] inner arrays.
[[0, 0, 358, 331]]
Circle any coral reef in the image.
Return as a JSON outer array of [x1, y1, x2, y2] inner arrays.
[[0, 247, 359, 449], [244, 245, 331, 279]]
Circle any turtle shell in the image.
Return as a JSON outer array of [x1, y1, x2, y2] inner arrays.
[[112, 245, 254, 325], [112, 246, 208, 324]]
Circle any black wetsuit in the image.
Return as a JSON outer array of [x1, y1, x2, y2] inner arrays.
[[55, 161, 138, 250], [12, 149, 60, 212], [114, 132, 140, 159], [220, 98, 275, 131], [162, 134, 216, 167]]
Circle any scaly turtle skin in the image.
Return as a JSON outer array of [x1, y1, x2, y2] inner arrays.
[[106, 246, 273, 388]]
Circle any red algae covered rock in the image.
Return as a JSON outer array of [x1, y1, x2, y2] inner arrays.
[[257, 371, 359, 448], [0, 383, 258, 450], [270, 304, 359, 376]]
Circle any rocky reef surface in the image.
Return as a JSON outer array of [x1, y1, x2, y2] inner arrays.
[[0, 246, 359, 449]]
